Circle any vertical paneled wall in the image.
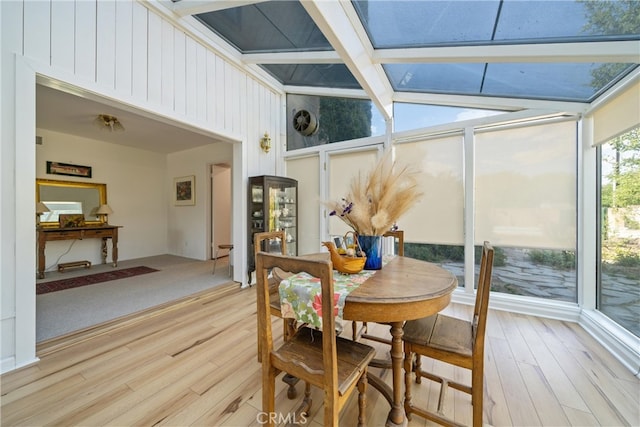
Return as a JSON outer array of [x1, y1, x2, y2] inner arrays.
[[1, 0, 283, 373], [20, 0, 280, 143]]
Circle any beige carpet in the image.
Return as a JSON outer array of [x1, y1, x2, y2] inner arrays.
[[36, 255, 238, 342]]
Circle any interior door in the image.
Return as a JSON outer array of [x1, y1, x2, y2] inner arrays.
[[211, 164, 232, 261]]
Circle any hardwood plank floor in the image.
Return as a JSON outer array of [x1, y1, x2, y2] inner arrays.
[[2, 283, 638, 426]]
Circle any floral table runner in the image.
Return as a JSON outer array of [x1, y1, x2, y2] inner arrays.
[[279, 256, 392, 329]]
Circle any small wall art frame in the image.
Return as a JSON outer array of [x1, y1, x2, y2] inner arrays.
[[46, 161, 92, 178], [174, 175, 195, 206]]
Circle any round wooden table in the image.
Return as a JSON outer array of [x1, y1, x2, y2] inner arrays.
[[342, 256, 458, 427]]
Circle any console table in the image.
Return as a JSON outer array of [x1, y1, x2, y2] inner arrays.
[[37, 225, 121, 279]]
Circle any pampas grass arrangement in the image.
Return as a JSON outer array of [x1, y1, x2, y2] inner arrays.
[[327, 150, 422, 236]]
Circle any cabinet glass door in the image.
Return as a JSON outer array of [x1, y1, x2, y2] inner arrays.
[[248, 175, 298, 282], [250, 184, 264, 231], [269, 184, 296, 256]]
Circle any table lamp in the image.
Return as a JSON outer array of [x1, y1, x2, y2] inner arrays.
[[36, 202, 50, 225], [96, 204, 113, 224]]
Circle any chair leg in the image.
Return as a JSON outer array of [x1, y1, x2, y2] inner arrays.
[[257, 331, 261, 363], [285, 318, 298, 341], [357, 369, 368, 427], [282, 374, 299, 399], [281, 318, 300, 399], [403, 347, 414, 421], [212, 248, 220, 274], [262, 365, 277, 427], [472, 361, 484, 427], [351, 321, 369, 341], [294, 382, 312, 418], [414, 353, 422, 384], [324, 385, 340, 427]]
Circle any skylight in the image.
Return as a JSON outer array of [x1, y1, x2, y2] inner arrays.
[[352, 0, 640, 47], [190, 0, 640, 106]]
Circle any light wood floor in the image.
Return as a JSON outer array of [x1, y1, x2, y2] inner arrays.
[[2, 283, 638, 426]]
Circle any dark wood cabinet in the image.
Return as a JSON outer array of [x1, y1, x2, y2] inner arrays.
[[248, 175, 298, 280]]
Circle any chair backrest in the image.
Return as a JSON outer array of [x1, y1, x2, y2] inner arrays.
[[254, 231, 288, 295], [253, 231, 286, 258], [472, 241, 494, 354], [254, 231, 287, 289], [255, 252, 339, 392], [383, 229, 404, 256]]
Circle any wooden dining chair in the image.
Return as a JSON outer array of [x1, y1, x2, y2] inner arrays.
[[402, 241, 494, 427], [256, 252, 376, 427], [253, 231, 294, 358], [254, 231, 302, 399], [352, 229, 405, 344]]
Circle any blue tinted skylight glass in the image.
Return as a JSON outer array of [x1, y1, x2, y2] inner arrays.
[[353, 1, 499, 47], [496, 0, 640, 41], [393, 103, 505, 133], [262, 64, 361, 89], [495, 0, 586, 40], [353, 0, 640, 48], [385, 63, 485, 93], [196, 1, 331, 53], [385, 63, 637, 102], [483, 63, 623, 101]]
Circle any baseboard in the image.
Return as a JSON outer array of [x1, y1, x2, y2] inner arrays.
[[0, 357, 15, 374], [451, 289, 639, 377], [579, 309, 640, 378], [1, 356, 40, 375], [451, 288, 581, 322]]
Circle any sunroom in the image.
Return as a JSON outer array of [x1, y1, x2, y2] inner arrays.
[[1, 0, 638, 392], [182, 0, 640, 373]]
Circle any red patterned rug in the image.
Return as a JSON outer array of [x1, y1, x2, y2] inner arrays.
[[37, 266, 159, 295]]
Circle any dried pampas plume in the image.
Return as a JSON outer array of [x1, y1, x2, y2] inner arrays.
[[326, 149, 422, 235]]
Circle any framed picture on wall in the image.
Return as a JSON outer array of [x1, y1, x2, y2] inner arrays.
[[46, 161, 92, 178], [174, 175, 195, 206]]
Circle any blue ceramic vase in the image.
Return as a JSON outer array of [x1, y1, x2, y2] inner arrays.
[[358, 235, 383, 270]]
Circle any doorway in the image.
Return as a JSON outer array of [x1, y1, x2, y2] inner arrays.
[[211, 164, 233, 268]]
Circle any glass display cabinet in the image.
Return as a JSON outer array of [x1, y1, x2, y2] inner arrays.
[[248, 175, 298, 280]]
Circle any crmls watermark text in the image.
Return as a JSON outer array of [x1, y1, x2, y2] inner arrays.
[[256, 411, 308, 425]]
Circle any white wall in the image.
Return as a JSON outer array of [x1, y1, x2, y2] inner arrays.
[[36, 129, 169, 268], [167, 144, 233, 260], [1, 0, 284, 373], [34, 128, 234, 269]]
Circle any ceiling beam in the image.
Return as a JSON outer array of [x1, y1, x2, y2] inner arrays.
[[171, 0, 270, 17], [244, 40, 640, 65], [394, 91, 588, 113], [243, 51, 342, 64], [301, 0, 394, 120], [284, 85, 370, 99], [375, 40, 640, 64]]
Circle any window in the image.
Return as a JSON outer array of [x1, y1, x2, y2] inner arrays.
[[475, 120, 578, 301], [598, 127, 640, 337], [393, 103, 505, 133], [287, 94, 385, 151], [394, 134, 465, 285]]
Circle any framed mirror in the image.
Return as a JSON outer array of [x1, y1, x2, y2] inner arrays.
[[36, 179, 107, 228]]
